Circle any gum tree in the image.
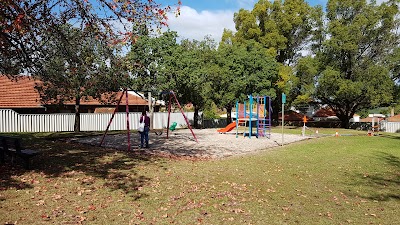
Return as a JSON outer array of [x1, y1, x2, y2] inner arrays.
[[315, 0, 399, 128], [232, 0, 322, 117]]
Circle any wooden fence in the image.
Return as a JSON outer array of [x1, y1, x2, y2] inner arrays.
[[0, 109, 196, 133], [380, 121, 400, 133]]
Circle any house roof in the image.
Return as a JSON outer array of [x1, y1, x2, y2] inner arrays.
[[359, 117, 385, 123], [387, 114, 400, 122], [0, 75, 43, 108], [0, 75, 148, 108], [279, 110, 313, 121], [313, 108, 337, 117]]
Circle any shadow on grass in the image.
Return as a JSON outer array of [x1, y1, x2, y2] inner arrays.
[[0, 164, 34, 191], [0, 133, 164, 200], [378, 133, 400, 140], [346, 152, 400, 201]]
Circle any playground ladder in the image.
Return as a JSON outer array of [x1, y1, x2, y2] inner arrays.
[[256, 96, 272, 138]]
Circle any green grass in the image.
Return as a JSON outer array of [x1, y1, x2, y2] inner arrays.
[[272, 126, 369, 136], [1, 131, 399, 224]]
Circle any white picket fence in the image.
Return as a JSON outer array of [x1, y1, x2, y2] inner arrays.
[[381, 121, 400, 133], [0, 109, 197, 133]]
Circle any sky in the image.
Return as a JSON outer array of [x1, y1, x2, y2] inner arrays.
[[160, 0, 387, 42], [160, 0, 327, 42]]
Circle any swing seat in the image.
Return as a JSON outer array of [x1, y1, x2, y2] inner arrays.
[[169, 122, 177, 131]]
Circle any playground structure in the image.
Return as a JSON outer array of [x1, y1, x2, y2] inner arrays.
[[235, 95, 272, 138], [99, 89, 197, 151]]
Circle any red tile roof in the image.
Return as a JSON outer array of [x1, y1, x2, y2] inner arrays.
[[359, 117, 385, 123], [388, 114, 400, 122], [0, 75, 148, 108], [313, 108, 336, 117], [0, 75, 42, 108], [279, 110, 313, 121]]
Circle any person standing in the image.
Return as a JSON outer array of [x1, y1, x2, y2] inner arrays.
[[139, 111, 150, 148]]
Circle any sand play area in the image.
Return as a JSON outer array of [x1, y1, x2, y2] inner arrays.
[[75, 129, 311, 159]]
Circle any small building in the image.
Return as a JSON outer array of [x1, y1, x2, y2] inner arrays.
[[359, 114, 386, 123], [313, 108, 339, 121], [279, 110, 312, 122], [350, 114, 360, 122], [0, 75, 151, 114], [386, 114, 400, 122]]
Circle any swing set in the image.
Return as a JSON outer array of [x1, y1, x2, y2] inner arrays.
[[99, 89, 197, 151]]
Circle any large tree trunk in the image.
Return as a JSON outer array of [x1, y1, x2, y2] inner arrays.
[[336, 110, 353, 129], [339, 117, 350, 129], [74, 97, 81, 132]]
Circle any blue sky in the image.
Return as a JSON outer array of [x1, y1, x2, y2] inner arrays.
[[160, 0, 329, 42], [177, 0, 327, 11], [161, 0, 386, 42]]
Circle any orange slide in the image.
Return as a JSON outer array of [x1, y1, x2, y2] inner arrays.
[[217, 122, 236, 133]]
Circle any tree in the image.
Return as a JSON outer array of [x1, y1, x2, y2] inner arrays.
[[158, 37, 216, 128], [234, 0, 321, 65], [1, 0, 179, 131], [314, 0, 399, 128], [212, 32, 278, 124], [127, 30, 179, 93], [35, 25, 124, 132], [232, 0, 322, 118], [1, 0, 179, 76], [291, 56, 319, 110]]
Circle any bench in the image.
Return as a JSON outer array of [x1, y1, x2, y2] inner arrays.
[[0, 135, 39, 169]]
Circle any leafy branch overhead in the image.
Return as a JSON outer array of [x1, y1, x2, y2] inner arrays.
[[0, 0, 181, 76]]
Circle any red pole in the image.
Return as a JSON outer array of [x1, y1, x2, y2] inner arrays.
[[100, 90, 125, 147], [125, 89, 131, 151], [167, 93, 172, 139], [171, 91, 198, 143]]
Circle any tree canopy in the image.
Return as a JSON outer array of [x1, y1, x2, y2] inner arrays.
[[35, 24, 124, 131], [212, 32, 278, 123], [2, 0, 400, 130], [233, 0, 321, 65], [232, 0, 322, 119], [159, 37, 217, 128], [1, 0, 180, 76], [313, 0, 399, 128]]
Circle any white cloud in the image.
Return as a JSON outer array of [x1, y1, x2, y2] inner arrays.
[[161, 1, 392, 43], [164, 6, 236, 42]]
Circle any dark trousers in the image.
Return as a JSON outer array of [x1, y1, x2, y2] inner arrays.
[[140, 126, 149, 147]]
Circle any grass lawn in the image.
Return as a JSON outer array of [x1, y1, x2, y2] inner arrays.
[[271, 126, 369, 136], [1, 131, 399, 224]]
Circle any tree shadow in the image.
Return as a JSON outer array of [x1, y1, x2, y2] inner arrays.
[[344, 152, 400, 201], [0, 133, 165, 200], [0, 164, 34, 190], [378, 133, 400, 140]]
